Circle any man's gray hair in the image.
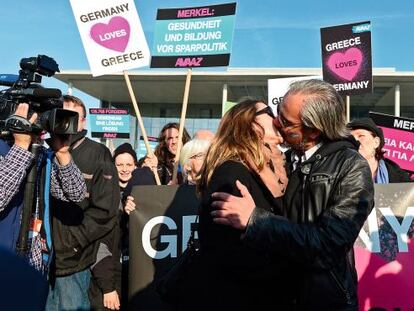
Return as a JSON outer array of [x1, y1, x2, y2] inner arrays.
[[284, 79, 349, 141]]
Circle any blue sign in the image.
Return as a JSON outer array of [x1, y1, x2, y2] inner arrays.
[[89, 108, 130, 139], [151, 2, 237, 68]]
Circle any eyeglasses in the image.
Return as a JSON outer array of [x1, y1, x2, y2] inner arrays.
[[255, 106, 275, 119], [275, 105, 302, 129], [189, 152, 205, 160]]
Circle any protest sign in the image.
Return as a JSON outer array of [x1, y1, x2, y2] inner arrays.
[[70, 0, 161, 183], [89, 108, 130, 139], [369, 112, 414, 172], [129, 185, 200, 310], [151, 2, 237, 182], [69, 0, 150, 76], [321, 21, 372, 95], [151, 2, 237, 68], [127, 183, 414, 311], [268, 76, 321, 113], [355, 183, 414, 311]]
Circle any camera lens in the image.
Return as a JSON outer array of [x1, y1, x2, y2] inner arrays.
[[54, 116, 70, 132]]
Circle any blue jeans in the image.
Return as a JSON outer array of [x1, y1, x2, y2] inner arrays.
[[46, 268, 91, 311]]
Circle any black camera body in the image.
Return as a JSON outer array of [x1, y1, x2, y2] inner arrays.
[[0, 55, 78, 138]]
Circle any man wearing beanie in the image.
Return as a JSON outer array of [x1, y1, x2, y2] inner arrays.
[[348, 117, 413, 183]]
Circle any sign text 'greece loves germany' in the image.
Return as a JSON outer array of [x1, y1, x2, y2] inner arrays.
[[70, 0, 150, 76], [321, 21, 372, 95], [151, 3, 237, 68]]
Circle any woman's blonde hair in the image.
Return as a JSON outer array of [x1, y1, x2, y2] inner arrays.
[[180, 139, 211, 181], [198, 99, 266, 193]]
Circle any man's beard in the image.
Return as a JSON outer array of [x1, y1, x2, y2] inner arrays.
[[280, 134, 308, 153]]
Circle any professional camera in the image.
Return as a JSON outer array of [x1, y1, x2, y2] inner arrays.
[[0, 55, 78, 139]]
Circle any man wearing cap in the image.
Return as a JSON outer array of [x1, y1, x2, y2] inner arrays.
[[210, 80, 374, 310], [348, 117, 412, 183]]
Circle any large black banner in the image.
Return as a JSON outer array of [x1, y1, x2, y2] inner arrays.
[[129, 185, 199, 310], [129, 183, 414, 310]]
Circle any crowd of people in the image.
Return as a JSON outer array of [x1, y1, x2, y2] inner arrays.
[[0, 79, 413, 311]]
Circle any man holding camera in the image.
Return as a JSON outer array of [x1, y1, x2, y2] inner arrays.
[[46, 95, 120, 311], [0, 103, 86, 261]]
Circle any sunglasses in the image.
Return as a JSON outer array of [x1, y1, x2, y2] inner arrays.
[[255, 106, 275, 119], [275, 105, 302, 129]]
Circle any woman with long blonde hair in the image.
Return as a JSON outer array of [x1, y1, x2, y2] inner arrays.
[[179, 99, 292, 310]]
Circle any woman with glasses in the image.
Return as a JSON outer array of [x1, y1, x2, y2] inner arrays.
[[179, 139, 211, 185], [178, 100, 291, 310]]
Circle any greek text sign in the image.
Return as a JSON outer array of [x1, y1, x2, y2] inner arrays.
[[370, 112, 414, 172]]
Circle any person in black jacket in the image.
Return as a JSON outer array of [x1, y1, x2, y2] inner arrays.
[[211, 80, 375, 311], [179, 99, 291, 311], [348, 117, 413, 183], [46, 95, 120, 311], [89, 143, 139, 311]]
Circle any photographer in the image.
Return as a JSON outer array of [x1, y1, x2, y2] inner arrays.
[[0, 104, 37, 210], [46, 95, 120, 311], [0, 103, 86, 259]]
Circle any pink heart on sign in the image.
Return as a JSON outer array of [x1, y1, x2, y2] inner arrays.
[[90, 16, 130, 52], [327, 47, 363, 81]]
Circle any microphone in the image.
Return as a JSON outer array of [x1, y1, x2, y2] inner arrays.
[[0, 74, 19, 86]]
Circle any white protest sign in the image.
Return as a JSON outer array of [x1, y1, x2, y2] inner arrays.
[[268, 76, 321, 113], [70, 0, 150, 76]]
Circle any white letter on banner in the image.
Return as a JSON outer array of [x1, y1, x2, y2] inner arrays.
[[358, 209, 380, 252], [182, 215, 198, 252], [379, 206, 414, 252], [142, 216, 177, 259]]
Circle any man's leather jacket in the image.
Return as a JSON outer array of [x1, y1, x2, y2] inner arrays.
[[243, 139, 374, 311]]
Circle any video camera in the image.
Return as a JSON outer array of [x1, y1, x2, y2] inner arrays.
[[0, 55, 78, 139]]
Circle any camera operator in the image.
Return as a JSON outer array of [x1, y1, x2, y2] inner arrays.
[[46, 95, 120, 311], [0, 103, 87, 258], [0, 104, 38, 210]]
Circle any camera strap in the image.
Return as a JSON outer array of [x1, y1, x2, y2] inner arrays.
[[5, 115, 33, 133]]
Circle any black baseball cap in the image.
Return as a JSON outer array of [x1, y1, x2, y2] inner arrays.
[[348, 117, 385, 148]]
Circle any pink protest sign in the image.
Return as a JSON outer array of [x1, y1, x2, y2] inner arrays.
[[370, 112, 414, 172], [355, 183, 414, 311], [321, 21, 372, 95]]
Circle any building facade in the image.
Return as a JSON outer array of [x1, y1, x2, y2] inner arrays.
[[56, 68, 414, 147]]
